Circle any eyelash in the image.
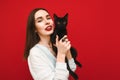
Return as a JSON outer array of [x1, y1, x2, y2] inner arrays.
[[47, 17, 51, 20], [38, 20, 42, 22]]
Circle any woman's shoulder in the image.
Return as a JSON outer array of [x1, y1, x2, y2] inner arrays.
[[29, 44, 45, 56], [30, 44, 39, 51]]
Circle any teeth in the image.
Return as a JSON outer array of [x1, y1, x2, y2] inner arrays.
[[47, 26, 51, 29], [48, 26, 50, 27]]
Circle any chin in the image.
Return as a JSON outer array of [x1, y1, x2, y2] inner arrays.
[[46, 30, 54, 35]]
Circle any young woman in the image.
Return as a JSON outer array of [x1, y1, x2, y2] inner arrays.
[[24, 8, 76, 80]]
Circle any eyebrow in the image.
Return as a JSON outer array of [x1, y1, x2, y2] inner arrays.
[[35, 17, 42, 21], [46, 15, 50, 17], [35, 14, 50, 21]]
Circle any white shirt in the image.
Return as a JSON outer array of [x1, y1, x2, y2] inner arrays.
[[28, 44, 76, 80]]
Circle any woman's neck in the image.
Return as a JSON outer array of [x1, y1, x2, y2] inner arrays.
[[38, 35, 56, 57], [39, 35, 52, 48]]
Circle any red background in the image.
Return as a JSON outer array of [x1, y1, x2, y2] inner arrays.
[[0, 0, 120, 80]]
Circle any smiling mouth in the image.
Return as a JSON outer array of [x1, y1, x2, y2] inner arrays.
[[45, 26, 52, 31]]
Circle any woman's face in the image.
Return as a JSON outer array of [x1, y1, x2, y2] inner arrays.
[[34, 10, 54, 37]]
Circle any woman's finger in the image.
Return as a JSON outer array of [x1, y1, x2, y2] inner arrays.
[[66, 41, 70, 45], [67, 43, 71, 50], [65, 39, 69, 42], [65, 41, 70, 47], [60, 35, 67, 42], [56, 35, 59, 45]]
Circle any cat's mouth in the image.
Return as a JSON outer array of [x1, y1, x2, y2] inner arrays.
[[45, 25, 53, 31]]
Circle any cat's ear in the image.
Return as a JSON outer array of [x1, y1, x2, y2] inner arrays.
[[53, 14, 57, 19], [64, 13, 68, 19]]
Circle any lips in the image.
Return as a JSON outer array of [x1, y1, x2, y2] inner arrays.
[[45, 26, 52, 31]]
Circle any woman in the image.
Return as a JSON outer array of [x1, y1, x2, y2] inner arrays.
[[24, 8, 76, 80]]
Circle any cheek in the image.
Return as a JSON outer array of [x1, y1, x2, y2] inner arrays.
[[50, 20, 54, 25], [35, 23, 44, 33]]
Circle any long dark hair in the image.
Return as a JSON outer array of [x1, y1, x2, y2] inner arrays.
[[24, 8, 49, 59]]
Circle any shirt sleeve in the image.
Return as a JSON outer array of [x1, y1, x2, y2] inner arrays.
[[27, 47, 69, 80], [68, 58, 77, 72]]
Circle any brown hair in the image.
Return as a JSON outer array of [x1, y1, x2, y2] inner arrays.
[[24, 8, 49, 59]]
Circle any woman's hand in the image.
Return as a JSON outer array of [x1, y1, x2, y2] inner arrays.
[[66, 50, 72, 60], [56, 35, 71, 55], [55, 35, 71, 62]]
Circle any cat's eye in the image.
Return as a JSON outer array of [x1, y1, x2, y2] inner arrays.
[[63, 21, 66, 24], [57, 22, 60, 24]]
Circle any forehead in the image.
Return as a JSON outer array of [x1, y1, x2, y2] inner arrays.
[[34, 10, 49, 19]]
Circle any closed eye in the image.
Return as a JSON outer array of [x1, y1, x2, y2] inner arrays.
[[46, 15, 51, 20], [37, 19, 42, 22], [63, 21, 66, 24], [57, 22, 60, 24]]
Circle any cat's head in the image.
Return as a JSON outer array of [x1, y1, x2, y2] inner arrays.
[[54, 13, 68, 29]]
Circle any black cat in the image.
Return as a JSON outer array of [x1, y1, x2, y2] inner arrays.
[[51, 13, 82, 80]]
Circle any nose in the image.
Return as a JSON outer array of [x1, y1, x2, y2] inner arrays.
[[44, 19, 50, 25]]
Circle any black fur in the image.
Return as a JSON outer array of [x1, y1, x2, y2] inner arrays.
[[51, 13, 82, 80]]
